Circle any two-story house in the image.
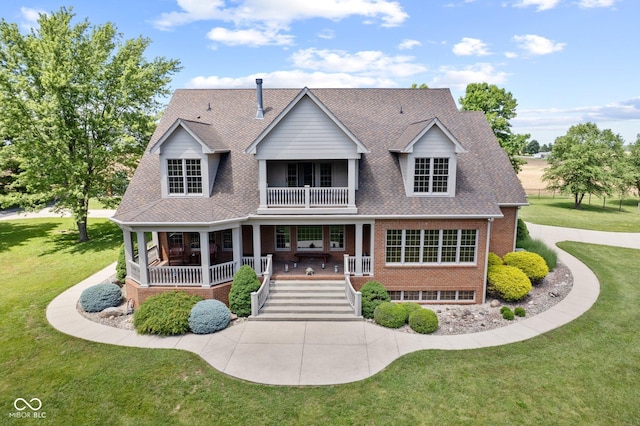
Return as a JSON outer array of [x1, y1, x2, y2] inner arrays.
[[111, 80, 527, 314]]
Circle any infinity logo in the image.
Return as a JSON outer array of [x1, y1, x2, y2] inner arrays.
[[13, 398, 42, 411]]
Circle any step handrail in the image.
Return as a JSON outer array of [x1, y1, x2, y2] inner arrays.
[[250, 254, 273, 317]]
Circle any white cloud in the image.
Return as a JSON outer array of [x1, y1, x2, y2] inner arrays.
[[452, 37, 491, 56], [429, 63, 508, 90], [19, 7, 45, 31], [153, 0, 408, 31], [207, 25, 294, 46], [512, 0, 561, 11], [317, 29, 335, 40], [504, 51, 518, 58], [290, 48, 427, 77], [513, 34, 566, 55], [398, 39, 421, 50], [578, 0, 617, 7], [187, 70, 398, 88]]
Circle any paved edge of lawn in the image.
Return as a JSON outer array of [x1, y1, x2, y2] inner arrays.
[[44, 223, 615, 386]]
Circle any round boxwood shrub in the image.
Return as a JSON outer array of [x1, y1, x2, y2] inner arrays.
[[229, 265, 262, 317], [189, 299, 231, 334], [399, 302, 422, 323], [514, 307, 526, 317], [360, 281, 391, 319], [133, 291, 203, 336], [409, 308, 438, 334], [503, 251, 549, 284], [487, 265, 532, 302], [79, 283, 123, 312], [487, 252, 503, 267], [502, 308, 515, 320], [373, 302, 406, 328]]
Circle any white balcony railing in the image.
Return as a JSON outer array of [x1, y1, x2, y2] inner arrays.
[[267, 186, 349, 208], [345, 255, 372, 275]]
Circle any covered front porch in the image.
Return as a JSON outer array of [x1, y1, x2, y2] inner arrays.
[[121, 221, 373, 289]]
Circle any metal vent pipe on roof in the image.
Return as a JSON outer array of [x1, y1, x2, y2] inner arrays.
[[255, 78, 264, 119]]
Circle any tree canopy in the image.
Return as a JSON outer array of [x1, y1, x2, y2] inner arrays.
[[542, 122, 627, 209], [0, 7, 181, 241], [459, 82, 528, 172], [627, 135, 640, 196]]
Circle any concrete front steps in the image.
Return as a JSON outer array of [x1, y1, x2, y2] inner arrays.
[[250, 280, 362, 321]]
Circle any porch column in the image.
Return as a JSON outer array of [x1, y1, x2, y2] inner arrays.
[[258, 160, 268, 209], [200, 231, 211, 288], [348, 159, 356, 208], [136, 231, 149, 287], [232, 226, 242, 273], [123, 229, 135, 279], [355, 222, 363, 276], [252, 224, 262, 275]]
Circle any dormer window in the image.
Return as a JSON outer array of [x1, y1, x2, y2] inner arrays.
[[413, 157, 449, 194], [168, 159, 202, 195]]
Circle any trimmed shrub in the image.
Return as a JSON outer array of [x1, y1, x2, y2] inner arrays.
[[189, 299, 231, 334], [399, 302, 422, 323], [487, 265, 532, 302], [516, 218, 530, 243], [487, 252, 503, 267], [500, 306, 510, 315], [133, 291, 203, 336], [502, 308, 515, 320], [229, 265, 261, 317], [360, 281, 390, 319], [503, 251, 549, 284], [373, 302, 406, 329], [517, 238, 558, 271], [115, 244, 127, 283], [79, 283, 123, 312], [514, 307, 526, 317], [409, 308, 438, 334]]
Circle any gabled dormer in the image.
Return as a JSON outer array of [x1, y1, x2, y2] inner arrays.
[[150, 119, 229, 198], [245, 88, 369, 214], [389, 118, 466, 198]]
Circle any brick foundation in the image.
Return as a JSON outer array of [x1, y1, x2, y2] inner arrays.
[[125, 279, 232, 308]]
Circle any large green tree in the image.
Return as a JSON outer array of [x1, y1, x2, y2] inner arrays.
[[628, 135, 640, 196], [0, 7, 180, 241], [459, 82, 528, 172], [542, 123, 626, 209]]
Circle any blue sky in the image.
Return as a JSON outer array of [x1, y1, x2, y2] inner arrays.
[[2, 0, 638, 146]]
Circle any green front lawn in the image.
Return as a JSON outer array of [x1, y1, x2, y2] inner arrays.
[[1, 218, 639, 424], [520, 195, 640, 232]]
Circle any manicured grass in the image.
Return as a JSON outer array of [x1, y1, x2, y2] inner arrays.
[[2, 219, 640, 424], [520, 196, 640, 232]]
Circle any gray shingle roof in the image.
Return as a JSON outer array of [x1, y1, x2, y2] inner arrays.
[[113, 87, 527, 224]]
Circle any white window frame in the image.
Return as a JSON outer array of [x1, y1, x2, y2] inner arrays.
[[167, 158, 203, 196], [413, 157, 450, 195], [275, 226, 291, 251], [384, 229, 477, 265]]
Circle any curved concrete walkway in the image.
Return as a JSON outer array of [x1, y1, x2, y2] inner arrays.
[[44, 223, 640, 385]]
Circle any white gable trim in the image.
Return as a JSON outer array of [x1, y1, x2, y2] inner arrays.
[[245, 88, 370, 155], [392, 118, 467, 154], [150, 119, 218, 155]]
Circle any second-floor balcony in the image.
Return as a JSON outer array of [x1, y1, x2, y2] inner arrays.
[[267, 185, 349, 208]]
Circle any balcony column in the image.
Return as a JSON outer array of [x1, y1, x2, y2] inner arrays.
[[136, 231, 149, 287], [200, 231, 211, 288], [355, 222, 363, 276], [348, 159, 356, 208], [232, 226, 242, 274], [252, 224, 262, 275], [258, 160, 267, 209]]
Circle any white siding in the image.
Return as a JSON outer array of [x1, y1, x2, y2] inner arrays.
[[161, 127, 205, 157], [412, 127, 455, 156], [255, 96, 359, 160]]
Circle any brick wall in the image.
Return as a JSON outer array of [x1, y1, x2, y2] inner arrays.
[[125, 279, 232, 308], [489, 207, 518, 256]]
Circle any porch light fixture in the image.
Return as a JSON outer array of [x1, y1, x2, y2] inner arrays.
[[285, 264, 289, 272]]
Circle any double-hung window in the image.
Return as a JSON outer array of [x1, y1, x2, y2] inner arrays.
[[413, 157, 449, 194], [167, 159, 202, 195], [385, 229, 477, 265]]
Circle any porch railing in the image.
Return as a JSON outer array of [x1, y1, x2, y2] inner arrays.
[[148, 265, 202, 286], [241, 256, 270, 275], [250, 254, 273, 317], [267, 186, 349, 207], [209, 261, 236, 286], [343, 256, 362, 317], [345, 255, 372, 275], [127, 260, 141, 282]]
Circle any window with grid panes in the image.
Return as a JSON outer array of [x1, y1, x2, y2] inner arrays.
[[458, 291, 475, 301], [440, 290, 456, 301], [422, 230, 439, 263], [440, 230, 458, 263], [432, 158, 449, 192], [404, 291, 420, 301], [404, 230, 421, 262], [329, 225, 344, 250], [320, 163, 332, 187], [167, 159, 202, 195], [167, 159, 184, 194], [413, 158, 430, 192], [275, 226, 290, 250], [222, 229, 232, 250], [287, 163, 297, 187], [388, 291, 402, 301], [422, 291, 438, 301], [385, 230, 403, 263], [185, 159, 202, 193], [297, 225, 323, 250], [459, 230, 477, 262]]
